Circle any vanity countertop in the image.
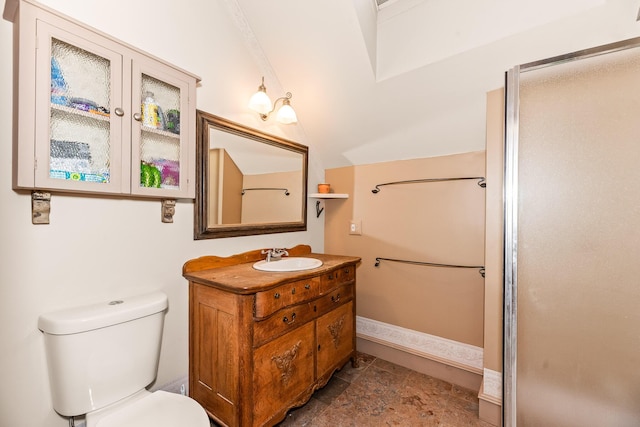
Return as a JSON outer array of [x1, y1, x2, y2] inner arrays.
[[183, 251, 360, 295]]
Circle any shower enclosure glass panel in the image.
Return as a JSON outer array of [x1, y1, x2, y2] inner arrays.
[[505, 41, 640, 426]]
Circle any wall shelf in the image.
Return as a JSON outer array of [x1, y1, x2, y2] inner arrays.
[[309, 193, 349, 217], [309, 193, 349, 199]]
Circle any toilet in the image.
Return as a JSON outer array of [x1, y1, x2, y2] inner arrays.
[[38, 291, 209, 427]]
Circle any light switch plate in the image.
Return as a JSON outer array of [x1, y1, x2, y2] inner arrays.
[[349, 219, 362, 235]]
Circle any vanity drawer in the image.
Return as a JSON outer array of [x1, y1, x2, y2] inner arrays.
[[319, 265, 355, 294], [314, 283, 354, 317], [253, 301, 316, 347], [254, 277, 319, 319]]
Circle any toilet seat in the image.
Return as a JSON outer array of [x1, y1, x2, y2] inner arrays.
[[94, 391, 209, 427]]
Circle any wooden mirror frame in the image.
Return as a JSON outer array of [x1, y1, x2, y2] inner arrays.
[[194, 110, 308, 239]]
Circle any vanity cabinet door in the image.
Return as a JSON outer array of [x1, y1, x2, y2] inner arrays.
[[253, 321, 315, 426], [316, 300, 354, 380]]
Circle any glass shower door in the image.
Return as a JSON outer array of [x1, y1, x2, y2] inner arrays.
[[504, 40, 640, 426]]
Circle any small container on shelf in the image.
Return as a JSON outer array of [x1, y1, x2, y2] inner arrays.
[[318, 183, 330, 194]]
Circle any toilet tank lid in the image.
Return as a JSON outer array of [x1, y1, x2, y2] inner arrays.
[[38, 292, 168, 335]]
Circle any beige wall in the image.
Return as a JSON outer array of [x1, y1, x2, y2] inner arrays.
[[242, 170, 302, 223], [221, 150, 243, 224], [208, 149, 221, 225], [325, 152, 486, 347], [484, 89, 504, 372]]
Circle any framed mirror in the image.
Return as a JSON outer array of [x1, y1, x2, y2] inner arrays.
[[195, 110, 308, 239]]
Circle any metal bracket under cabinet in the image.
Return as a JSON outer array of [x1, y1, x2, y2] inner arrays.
[[29, 192, 176, 224], [161, 199, 176, 223], [31, 191, 51, 224]]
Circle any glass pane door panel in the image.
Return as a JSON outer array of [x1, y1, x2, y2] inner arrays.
[[49, 38, 112, 183], [515, 46, 640, 426], [139, 74, 181, 190]]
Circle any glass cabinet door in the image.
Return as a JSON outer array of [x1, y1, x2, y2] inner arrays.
[[131, 59, 191, 198], [35, 21, 124, 193]]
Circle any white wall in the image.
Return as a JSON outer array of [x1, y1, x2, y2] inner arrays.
[[0, 1, 323, 426]]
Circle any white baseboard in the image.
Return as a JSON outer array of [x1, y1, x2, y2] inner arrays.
[[479, 368, 502, 405], [356, 316, 483, 374]]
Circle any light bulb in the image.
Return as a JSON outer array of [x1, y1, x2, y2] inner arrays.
[[248, 90, 272, 115], [276, 102, 297, 124]]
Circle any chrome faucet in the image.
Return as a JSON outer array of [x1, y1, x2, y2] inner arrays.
[[261, 248, 289, 262]]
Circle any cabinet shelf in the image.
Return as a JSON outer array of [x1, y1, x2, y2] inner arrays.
[[51, 103, 110, 122], [141, 125, 180, 140]]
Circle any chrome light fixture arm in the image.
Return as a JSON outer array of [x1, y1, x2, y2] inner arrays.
[[259, 92, 293, 121]]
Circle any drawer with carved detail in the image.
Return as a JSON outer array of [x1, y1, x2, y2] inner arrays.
[[254, 277, 320, 319]]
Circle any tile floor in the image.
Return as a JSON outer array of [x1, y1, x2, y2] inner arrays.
[[274, 352, 494, 427]]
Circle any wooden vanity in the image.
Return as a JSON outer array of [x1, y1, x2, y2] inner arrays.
[[182, 245, 360, 427]]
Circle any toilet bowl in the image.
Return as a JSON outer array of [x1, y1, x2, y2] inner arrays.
[[86, 390, 208, 427], [38, 291, 209, 426]]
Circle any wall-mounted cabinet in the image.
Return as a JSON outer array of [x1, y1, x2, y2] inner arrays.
[[6, 0, 200, 199]]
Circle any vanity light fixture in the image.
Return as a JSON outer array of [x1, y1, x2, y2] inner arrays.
[[248, 76, 298, 124]]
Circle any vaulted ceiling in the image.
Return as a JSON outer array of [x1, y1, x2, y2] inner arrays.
[[231, 0, 640, 169]]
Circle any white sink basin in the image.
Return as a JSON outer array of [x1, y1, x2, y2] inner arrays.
[[253, 257, 323, 272]]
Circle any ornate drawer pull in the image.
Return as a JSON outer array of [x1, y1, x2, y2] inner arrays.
[[291, 288, 296, 295], [331, 294, 341, 303], [283, 313, 296, 325], [304, 283, 311, 290], [328, 273, 334, 280], [274, 292, 280, 299]]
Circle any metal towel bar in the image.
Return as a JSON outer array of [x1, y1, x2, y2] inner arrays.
[[241, 187, 290, 195], [372, 177, 485, 193], [374, 257, 485, 278]]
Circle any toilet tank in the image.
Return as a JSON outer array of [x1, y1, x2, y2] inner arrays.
[[38, 292, 168, 417]]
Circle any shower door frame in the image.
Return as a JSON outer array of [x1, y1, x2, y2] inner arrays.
[[503, 36, 640, 427]]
